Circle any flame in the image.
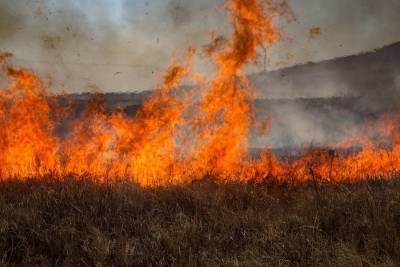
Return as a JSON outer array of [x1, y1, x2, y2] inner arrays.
[[0, 1, 399, 186], [0, 66, 60, 178]]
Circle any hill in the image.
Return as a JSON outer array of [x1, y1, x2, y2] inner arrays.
[[252, 42, 400, 100], [57, 42, 400, 148]]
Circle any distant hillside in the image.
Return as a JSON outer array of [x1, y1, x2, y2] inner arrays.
[[61, 41, 400, 109], [57, 43, 400, 148], [253, 96, 396, 148], [252, 42, 400, 100]]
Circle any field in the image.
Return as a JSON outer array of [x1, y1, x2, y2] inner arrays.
[[1, 177, 399, 266]]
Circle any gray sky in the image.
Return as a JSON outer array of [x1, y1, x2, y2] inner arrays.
[[0, 0, 399, 93]]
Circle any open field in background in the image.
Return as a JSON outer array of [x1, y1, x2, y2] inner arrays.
[[0, 177, 399, 266]]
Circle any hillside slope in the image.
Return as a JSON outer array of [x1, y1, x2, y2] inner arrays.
[[252, 42, 400, 100]]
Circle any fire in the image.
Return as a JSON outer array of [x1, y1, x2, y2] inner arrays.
[[0, 67, 60, 178], [191, 0, 279, 179], [0, 0, 399, 186]]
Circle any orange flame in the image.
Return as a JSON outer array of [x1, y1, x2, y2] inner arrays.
[[0, 1, 398, 186]]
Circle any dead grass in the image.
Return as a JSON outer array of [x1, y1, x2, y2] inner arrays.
[[0, 177, 399, 266]]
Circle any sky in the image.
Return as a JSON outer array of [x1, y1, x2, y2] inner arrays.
[[0, 0, 399, 93]]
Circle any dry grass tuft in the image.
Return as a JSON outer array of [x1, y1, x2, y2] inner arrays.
[[0, 177, 399, 266]]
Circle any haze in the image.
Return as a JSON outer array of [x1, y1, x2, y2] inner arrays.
[[0, 0, 399, 93]]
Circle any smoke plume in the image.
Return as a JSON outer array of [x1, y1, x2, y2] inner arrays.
[[1, 0, 399, 93]]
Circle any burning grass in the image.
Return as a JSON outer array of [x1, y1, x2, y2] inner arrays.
[[1, 0, 400, 263], [0, 0, 400, 185], [0, 0, 290, 186], [0, 177, 400, 266]]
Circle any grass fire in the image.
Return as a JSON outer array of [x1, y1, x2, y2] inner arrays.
[[1, 0, 400, 265]]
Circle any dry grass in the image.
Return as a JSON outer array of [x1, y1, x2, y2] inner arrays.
[[0, 177, 399, 266]]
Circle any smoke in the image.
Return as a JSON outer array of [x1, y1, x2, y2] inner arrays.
[[0, 2, 25, 41], [167, 0, 193, 26], [269, 0, 400, 64], [249, 0, 400, 149], [0, 0, 225, 93], [0, 0, 134, 91], [0, 0, 399, 151], [1, 0, 399, 94]]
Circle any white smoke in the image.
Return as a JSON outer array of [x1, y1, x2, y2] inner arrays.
[[1, 0, 399, 93]]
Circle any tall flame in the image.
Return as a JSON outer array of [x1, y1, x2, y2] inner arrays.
[[0, 0, 399, 186], [192, 0, 279, 178]]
